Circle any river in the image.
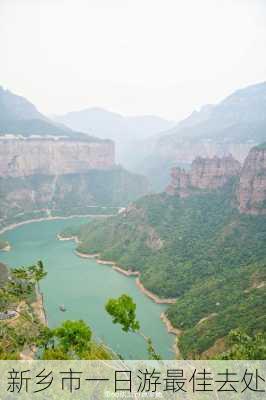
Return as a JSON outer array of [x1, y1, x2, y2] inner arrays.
[[0, 217, 175, 359]]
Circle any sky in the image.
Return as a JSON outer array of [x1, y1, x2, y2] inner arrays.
[[1, 0, 266, 120]]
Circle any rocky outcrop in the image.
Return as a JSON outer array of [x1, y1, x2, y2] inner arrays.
[[237, 145, 266, 214], [166, 145, 266, 215], [166, 154, 241, 197], [190, 155, 241, 189], [0, 138, 115, 177], [166, 167, 191, 198]]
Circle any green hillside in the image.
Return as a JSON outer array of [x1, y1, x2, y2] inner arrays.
[[0, 263, 9, 288], [68, 179, 266, 357]]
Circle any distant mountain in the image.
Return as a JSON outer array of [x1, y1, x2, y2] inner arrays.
[[136, 81, 266, 191], [0, 86, 46, 121], [54, 107, 175, 141], [0, 86, 91, 140], [161, 81, 266, 144]]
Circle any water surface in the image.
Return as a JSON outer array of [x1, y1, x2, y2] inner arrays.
[[0, 218, 175, 358]]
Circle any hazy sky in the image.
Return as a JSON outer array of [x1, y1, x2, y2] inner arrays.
[[1, 0, 266, 120]]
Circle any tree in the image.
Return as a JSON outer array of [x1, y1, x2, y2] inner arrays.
[[29, 261, 47, 292], [105, 294, 161, 360], [54, 320, 92, 357], [105, 294, 140, 332], [37, 326, 55, 350], [219, 329, 266, 360], [43, 348, 70, 360]]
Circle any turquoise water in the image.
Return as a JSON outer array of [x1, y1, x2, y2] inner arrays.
[[0, 218, 175, 359]]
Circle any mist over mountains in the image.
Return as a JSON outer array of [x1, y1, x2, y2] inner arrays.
[[53, 108, 176, 164], [1, 81, 266, 192], [134, 81, 266, 190], [0, 86, 90, 140], [54, 107, 175, 141], [161, 81, 266, 144]]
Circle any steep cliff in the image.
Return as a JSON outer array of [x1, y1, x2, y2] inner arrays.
[[166, 154, 241, 197], [237, 144, 266, 214], [0, 138, 114, 177]]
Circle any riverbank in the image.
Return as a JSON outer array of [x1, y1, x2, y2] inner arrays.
[[136, 278, 176, 305], [160, 312, 182, 358], [75, 250, 100, 258], [0, 213, 112, 236], [74, 249, 181, 357], [75, 250, 177, 304]]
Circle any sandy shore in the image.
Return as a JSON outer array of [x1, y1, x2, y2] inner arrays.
[[160, 312, 182, 336], [112, 266, 140, 277], [75, 250, 100, 258], [136, 278, 176, 305]]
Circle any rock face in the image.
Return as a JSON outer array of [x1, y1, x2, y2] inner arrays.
[[166, 145, 266, 215], [0, 139, 115, 177], [237, 145, 266, 214], [190, 155, 241, 189], [166, 155, 241, 197]]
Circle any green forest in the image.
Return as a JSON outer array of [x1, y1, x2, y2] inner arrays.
[[65, 178, 266, 357]]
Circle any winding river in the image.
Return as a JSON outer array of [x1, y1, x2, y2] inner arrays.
[[0, 217, 175, 359]]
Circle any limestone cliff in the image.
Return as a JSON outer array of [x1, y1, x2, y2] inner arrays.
[[0, 138, 114, 177], [166, 154, 241, 197], [190, 155, 241, 189], [237, 144, 266, 214]]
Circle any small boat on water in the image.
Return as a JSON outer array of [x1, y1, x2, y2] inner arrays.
[[59, 305, 66, 312]]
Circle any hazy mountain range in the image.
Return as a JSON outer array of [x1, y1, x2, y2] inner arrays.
[[134, 81, 266, 190], [0, 86, 89, 140], [53, 108, 176, 164], [160, 81, 266, 144], [1, 82, 266, 190], [54, 107, 175, 141]]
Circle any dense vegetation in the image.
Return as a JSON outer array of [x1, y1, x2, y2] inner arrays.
[[0, 262, 114, 360], [218, 329, 266, 360], [69, 179, 266, 357], [0, 262, 47, 359], [0, 262, 9, 288]]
